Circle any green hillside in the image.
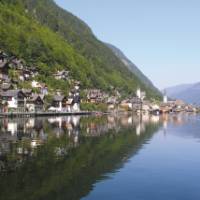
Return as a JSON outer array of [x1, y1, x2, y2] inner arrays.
[[106, 43, 161, 94], [0, 0, 161, 99]]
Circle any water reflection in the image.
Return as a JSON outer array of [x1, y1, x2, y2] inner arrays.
[[0, 114, 176, 173], [160, 113, 200, 139], [0, 113, 194, 200]]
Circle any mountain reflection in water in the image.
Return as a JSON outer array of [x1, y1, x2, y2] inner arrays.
[[0, 113, 195, 200]]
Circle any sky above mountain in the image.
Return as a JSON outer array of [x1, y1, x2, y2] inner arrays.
[[55, 0, 200, 89]]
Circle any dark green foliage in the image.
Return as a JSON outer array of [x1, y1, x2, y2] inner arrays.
[[0, 0, 161, 99]]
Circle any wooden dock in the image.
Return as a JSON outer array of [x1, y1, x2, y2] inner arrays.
[[0, 111, 95, 118]]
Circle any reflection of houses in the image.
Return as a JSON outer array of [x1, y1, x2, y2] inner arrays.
[[25, 118, 35, 129], [136, 122, 146, 136], [7, 122, 18, 136], [0, 90, 26, 110], [47, 116, 80, 142], [0, 118, 46, 171]]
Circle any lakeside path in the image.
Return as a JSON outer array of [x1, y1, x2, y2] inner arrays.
[[0, 111, 96, 118]]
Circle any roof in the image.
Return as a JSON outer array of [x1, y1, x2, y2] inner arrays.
[[0, 90, 25, 97], [0, 52, 8, 59], [1, 83, 11, 90], [22, 89, 32, 94], [0, 74, 9, 80], [0, 61, 8, 69], [27, 94, 44, 103], [53, 95, 65, 102], [39, 94, 45, 100], [66, 98, 73, 105]]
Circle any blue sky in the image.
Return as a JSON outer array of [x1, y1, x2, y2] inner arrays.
[[55, 0, 200, 89]]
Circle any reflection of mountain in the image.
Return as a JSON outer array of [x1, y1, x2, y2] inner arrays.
[[0, 116, 161, 200]]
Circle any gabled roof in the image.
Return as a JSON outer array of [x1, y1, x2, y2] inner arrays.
[[27, 94, 44, 103], [66, 98, 73, 105], [0, 51, 8, 59], [0, 90, 25, 98], [53, 95, 65, 102]]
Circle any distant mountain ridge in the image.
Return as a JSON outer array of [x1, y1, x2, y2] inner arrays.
[[106, 43, 160, 94], [165, 82, 200, 105]]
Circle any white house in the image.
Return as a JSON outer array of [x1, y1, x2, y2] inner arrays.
[[26, 94, 44, 112], [31, 80, 41, 88], [0, 90, 26, 109]]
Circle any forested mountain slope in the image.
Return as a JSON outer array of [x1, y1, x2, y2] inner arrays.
[[0, 0, 161, 99]]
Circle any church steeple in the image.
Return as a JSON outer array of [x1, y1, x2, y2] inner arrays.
[[163, 90, 168, 103]]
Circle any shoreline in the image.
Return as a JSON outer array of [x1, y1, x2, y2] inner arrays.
[[0, 111, 96, 118], [0, 110, 197, 119]]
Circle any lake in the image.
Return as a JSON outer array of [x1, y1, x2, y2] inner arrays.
[[0, 113, 200, 200]]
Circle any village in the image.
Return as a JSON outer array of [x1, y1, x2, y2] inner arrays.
[[0, 50, 198, 117]]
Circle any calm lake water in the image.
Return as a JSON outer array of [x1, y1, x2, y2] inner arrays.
[[0, 113, 200, 200]]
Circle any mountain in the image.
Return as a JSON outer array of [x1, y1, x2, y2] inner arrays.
[[0, 0, 161, 99], [165, 83, 200, 105], [106, 43, 160, 94]]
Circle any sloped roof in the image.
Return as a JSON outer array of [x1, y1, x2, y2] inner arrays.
[[27, 94, 44, 103], [0, 61, 8, 69], [0, 90, 24, 97], [22, 89, 32, 94], [1, 83, 12, 90], [53, 95, 65, 102]]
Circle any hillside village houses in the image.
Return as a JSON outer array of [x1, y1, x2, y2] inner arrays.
[[119, 88, 145, 111], [26, 94, 44, 112], [53, 70, 69, 80], [49, 91, 81, 112], [0, 50, 82, 113], [85, 89, 109, 104], [0, 50, 198, 114], [159, 93, 197, 113], [0, 90, 26, 112]]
